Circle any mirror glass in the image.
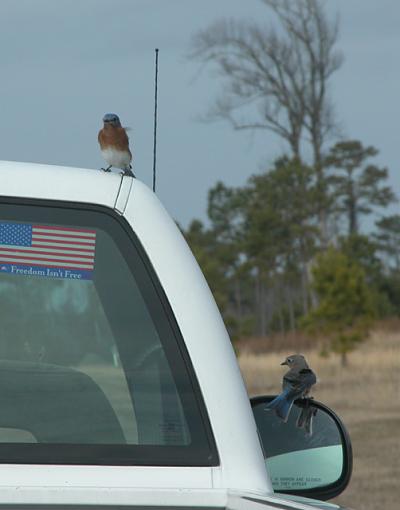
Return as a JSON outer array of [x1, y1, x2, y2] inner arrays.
[[252, 397, 344, 492]]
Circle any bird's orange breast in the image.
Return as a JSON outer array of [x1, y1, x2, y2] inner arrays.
[[98, 125, 131, 152]]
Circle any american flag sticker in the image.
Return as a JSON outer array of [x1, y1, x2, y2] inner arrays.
[[0, 223, 96, 280]]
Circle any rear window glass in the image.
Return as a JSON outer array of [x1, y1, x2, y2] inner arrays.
[[0, 201, 217, 466]]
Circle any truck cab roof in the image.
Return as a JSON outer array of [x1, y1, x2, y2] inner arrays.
[[0, 160, 124, 208]]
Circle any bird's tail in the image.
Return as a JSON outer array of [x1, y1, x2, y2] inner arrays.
[[265, 390, 294, 422]]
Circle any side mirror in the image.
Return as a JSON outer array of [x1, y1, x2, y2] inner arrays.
[[251, 395, 352, 501]]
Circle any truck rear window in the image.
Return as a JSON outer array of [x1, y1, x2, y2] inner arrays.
[[0, 200, 217, 466]]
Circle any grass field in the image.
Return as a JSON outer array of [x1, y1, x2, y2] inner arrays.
[[238, 326, 400, 510]]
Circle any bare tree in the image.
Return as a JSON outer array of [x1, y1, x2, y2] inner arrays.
[[264, 1, 343, 167], [264, 0, 343, 240], [190, 18, 306, 160], [190, 0, 343, 239]]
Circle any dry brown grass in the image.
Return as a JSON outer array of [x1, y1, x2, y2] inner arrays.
[[238, 327, 400, 510]]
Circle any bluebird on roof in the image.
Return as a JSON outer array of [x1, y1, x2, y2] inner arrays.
[[98, 113, 134, 177]]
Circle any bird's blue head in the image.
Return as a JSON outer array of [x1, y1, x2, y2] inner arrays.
[[103, 113, 121, 127]]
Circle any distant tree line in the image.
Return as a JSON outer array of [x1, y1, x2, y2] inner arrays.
[[182, 147, 399, 363], [185, 0, 399, 364]]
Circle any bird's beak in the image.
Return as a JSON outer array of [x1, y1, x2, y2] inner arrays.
[[280, 360, 288, 366]]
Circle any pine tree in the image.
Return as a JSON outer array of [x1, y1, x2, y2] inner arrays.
[[302, 247, 375, 366], [326, 140, 396, 235]]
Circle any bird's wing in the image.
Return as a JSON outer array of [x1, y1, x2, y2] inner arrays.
[[283, 368, 316, 397], [299, 368, 317, 386]]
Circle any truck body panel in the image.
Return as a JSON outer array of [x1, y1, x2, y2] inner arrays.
[[0, 163, 348, 510]]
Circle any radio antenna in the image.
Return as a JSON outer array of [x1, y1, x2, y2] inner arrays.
[[152, 48, 159, 193]]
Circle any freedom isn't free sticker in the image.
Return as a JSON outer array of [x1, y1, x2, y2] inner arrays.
[[0, 223, 96, 280]]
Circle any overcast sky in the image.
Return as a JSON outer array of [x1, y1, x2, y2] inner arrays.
[[0, 0, 399, 228]]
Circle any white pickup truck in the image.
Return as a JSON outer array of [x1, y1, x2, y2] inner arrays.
[[0, 161, 352, 510]]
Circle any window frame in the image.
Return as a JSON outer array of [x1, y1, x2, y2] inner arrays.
[[0, 196, 219, 467]]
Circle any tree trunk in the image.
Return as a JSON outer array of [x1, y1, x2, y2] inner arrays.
[[255, 268, 267, 337], [259, 280, 267, 337], [314, 144, 329, 247], [234, 278, 243, 322], [306, 259, 319, 309], [254, 270, 260, 335], [348, 173, 358, 235], [341, 351, 348, 367], [286, 286, 296, 332], [301, 263, 309, 315], [277, 304, 285, 336]]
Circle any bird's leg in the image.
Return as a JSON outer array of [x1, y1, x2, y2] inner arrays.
[[120, 166, 135, 178], [101, 165, 112, 172], [304, 396, 318, 418]]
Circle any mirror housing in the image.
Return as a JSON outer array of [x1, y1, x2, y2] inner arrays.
[[251, 395, 353, 501]]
